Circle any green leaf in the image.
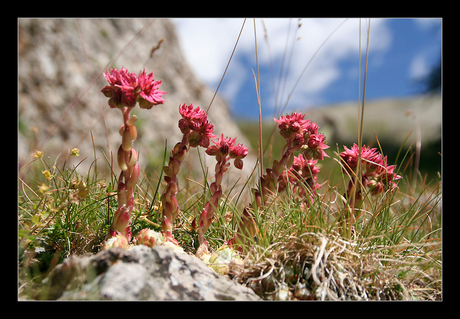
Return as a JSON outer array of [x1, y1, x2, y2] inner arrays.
[[31, 215, 41, 226]]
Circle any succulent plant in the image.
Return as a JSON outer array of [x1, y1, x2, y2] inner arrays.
[[103, 234, 129, 250], [207, 246, 243, 275], [135, 228, 164, 247]]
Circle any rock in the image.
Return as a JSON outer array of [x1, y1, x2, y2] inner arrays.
[[18, 18, 255, 188], [45, 245, 261, 301]]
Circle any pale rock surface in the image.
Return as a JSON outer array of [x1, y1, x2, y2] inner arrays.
[[45, 245, 261, 301]]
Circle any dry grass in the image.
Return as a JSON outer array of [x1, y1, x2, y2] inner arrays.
[[230, 230, 441, 300]]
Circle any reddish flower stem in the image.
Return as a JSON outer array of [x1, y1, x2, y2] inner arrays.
[[161, 104, 216, 243], [101, 67, 166, 243]]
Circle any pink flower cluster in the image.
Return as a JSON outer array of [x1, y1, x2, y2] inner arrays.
[[100, 66, 404, 254], [162, 104, 248, 247], [197, 134, 249, 248], [278, 154, 321, 203], [206, 134, 249, 170], [101, 67, 166, 109], [231, 112, 328, 248], [101, 67, 167, 246], [161, 103, 215, 243], [254, 112, 328, 209], [340, 144, 401, 198], [179, 103, 216, 148], [274, 112, 329, 160]]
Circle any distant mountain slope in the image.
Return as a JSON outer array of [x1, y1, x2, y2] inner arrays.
[[301, 94, 441, 146]]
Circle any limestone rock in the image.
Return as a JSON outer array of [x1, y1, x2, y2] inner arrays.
[[45, 245, 261, 301]]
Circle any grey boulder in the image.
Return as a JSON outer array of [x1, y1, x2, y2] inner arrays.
[[45, 245, 261, 301]]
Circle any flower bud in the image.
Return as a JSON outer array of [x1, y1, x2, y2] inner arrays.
[[129, 124, 137, 141], [103, 234, 129, 250], [173, 144, 188, 162], [169, 157, 181, 175], [161, 215, 173, 233], [117, 145, 128, 171], [234, 158, 243, 170], [210, 182, 218, 194], [119, 124, 125, 136], [188, 131, 200, 148], [127, 148, 138, 167], [126, 163, 140, 188], [178, 118, 190, 134], [163, 165, 174, 178], [198, 136, 210, 148], [170, 197, 180, 221], [135, 228, 164, 247], [117, 181, 127, 208], [206, 145, 220, 157], [191, 217, 198, 231], [111, 205, 128, 231], [122, 126, 132, 151], [126, 114, 138, 126], [71, 148, 80, 157]]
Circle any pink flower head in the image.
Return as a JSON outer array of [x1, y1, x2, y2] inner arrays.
[[274, 112, 310, 142], [119, 68, 139, 89], [305, 121, 319, 135], [195, 122, 215, 148], [303, 134, 329, 160], [178, 104, 215, 148], [377, 156, 402, 184], [291, 154, 320, 181], [229, 143, 249, 169], [207, 134, 248, 169], [291, 154, 320, 189], [278, 154, 321, 197], [101, 67, 138, 108], [367, 160, 402, 196], [340, 144, 401, 195], [206, 134, 235, 161], [363, 151, 383, 174], [339, 144, 361, 172], [179, 103, 207, 133], [137, 69, 167, 109], [340, 144, 385, 174], [103, 67, 126, 86], [101, 67, 166, 109]]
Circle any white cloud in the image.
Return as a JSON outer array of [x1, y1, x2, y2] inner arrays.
[[414, 18, 442, 30], [173, 18, 392, 112], [409, 54, 430, 80], [173, 18, 250, 84]]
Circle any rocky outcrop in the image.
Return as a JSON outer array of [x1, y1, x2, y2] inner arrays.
[[18, 18, 254, 185], [44, 245, 261, 301]]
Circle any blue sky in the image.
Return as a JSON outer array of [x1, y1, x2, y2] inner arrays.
[[173, 18, 442, 120]]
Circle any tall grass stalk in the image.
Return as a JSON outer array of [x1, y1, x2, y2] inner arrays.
[[347, 18, 372, 237], [253, 19, 264, 180], [207, 19, 247, 114]]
